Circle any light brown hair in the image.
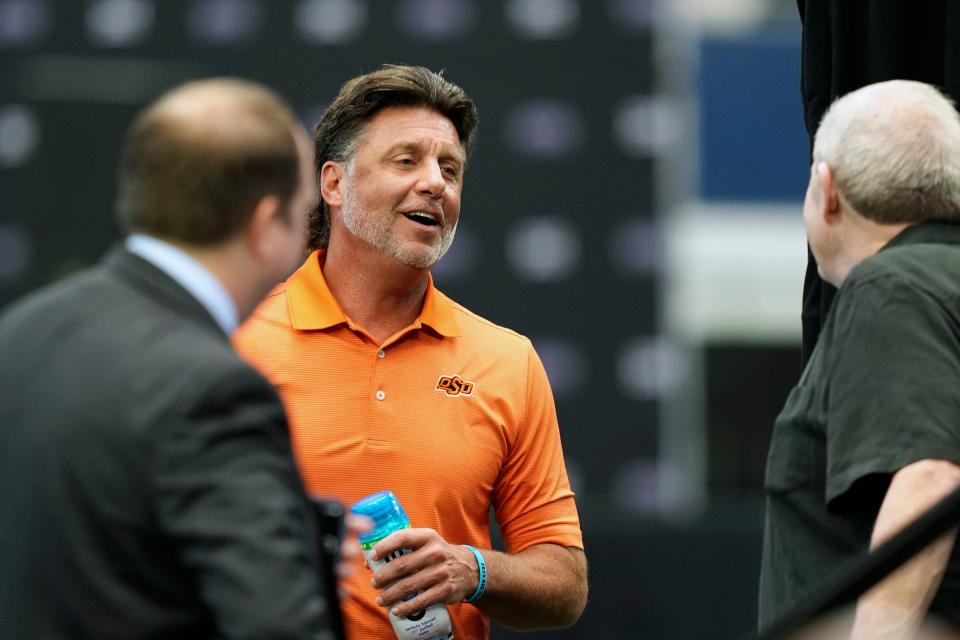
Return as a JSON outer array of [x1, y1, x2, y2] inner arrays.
[[116, 78, 303, 245]]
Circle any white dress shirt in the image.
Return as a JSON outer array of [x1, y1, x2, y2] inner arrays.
[[125, 234, 239, 334]]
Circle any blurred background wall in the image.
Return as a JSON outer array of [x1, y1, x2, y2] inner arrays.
[[0, 0, 810, 636]]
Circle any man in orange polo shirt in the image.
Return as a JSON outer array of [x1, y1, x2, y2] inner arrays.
[[234, 65, 587, 640]]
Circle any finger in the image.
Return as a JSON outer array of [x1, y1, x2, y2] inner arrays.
[[376, 568, 435, 608], [336, 559, 356, 580], [370, 527, 433, 561], [336, 537, 364, 583], [371, 549, 417, 588], [339, 537, 363, 563], [372, 536, 454, 588], [378, 558, 468, 611], [386, 583, 450, 619], [346, 513, 373, 537], [372, 542, 446, 588]]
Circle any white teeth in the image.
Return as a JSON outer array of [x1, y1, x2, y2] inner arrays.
[[407, 212, 438, 224]]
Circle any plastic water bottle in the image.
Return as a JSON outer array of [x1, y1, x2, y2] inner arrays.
[[351, 491, 454, 640]]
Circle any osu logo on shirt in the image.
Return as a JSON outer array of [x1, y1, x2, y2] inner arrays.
[[435, 375, 475, 397]]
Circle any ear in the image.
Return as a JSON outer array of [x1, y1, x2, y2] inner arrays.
[[815, 161, 841, 223], [244, 194, 283, 262], [319, 160, 346, 209]]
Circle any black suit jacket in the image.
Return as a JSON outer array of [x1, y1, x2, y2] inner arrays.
[[0, 248, 330, 639]]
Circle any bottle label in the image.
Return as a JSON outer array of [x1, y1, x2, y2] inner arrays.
[[363, 547, 454, 640]]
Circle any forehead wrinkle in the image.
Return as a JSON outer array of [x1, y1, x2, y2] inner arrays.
[[383, 140, 420, 155]]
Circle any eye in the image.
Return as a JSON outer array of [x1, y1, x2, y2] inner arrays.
[[395, 157, 416, 167], [441, 165, 460, 179]]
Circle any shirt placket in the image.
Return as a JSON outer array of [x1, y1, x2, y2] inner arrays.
[[367, 329, 416, 445]]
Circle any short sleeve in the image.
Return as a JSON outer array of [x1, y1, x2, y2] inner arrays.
[[492, 341, 583, 553], [825, 279, 960, 506]]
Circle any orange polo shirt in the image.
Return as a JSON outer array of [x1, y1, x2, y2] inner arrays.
[[233, 250, 582, 640]]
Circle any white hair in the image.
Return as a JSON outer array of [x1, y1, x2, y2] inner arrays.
[[813, 79, 960, 223]]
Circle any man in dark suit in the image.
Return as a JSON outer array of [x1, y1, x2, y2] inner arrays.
[[0, 78, 333, 639]]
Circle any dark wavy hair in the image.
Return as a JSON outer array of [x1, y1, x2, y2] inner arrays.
[[308, 65, 479, 250]]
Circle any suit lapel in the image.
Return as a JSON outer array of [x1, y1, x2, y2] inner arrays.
[[101, 247, 229, 343]]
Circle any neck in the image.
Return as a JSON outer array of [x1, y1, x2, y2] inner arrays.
[[830, 217, 911, 287], [176, 239, 264, 324], [322, 239, 430, 344]]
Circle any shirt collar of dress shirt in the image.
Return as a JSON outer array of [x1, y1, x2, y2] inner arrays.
[[125, 233, 239, 334]]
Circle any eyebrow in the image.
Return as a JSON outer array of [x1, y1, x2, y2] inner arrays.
[[385, 141, 465, 167]]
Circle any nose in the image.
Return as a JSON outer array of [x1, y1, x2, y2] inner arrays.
[[416, 160, 446, 199]]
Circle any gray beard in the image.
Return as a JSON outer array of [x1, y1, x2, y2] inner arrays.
[[340, 187, 457, 269]]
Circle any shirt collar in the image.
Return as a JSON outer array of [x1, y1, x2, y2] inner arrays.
[[125, 234, 239, 334], [883, 221, 960, 251], [286, 249, 460, 337]]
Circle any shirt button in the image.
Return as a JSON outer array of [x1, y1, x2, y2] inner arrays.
[[377, 349, 385, 359], [375, 390, 386, 400]]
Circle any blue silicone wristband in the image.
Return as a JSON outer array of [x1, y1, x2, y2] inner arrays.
[[462, 545, 487, 603]]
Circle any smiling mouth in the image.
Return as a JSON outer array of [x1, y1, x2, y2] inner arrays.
[[403, 211, 441, 227]]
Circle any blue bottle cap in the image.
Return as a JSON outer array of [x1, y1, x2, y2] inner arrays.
[[351, 490, 411, 544]]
